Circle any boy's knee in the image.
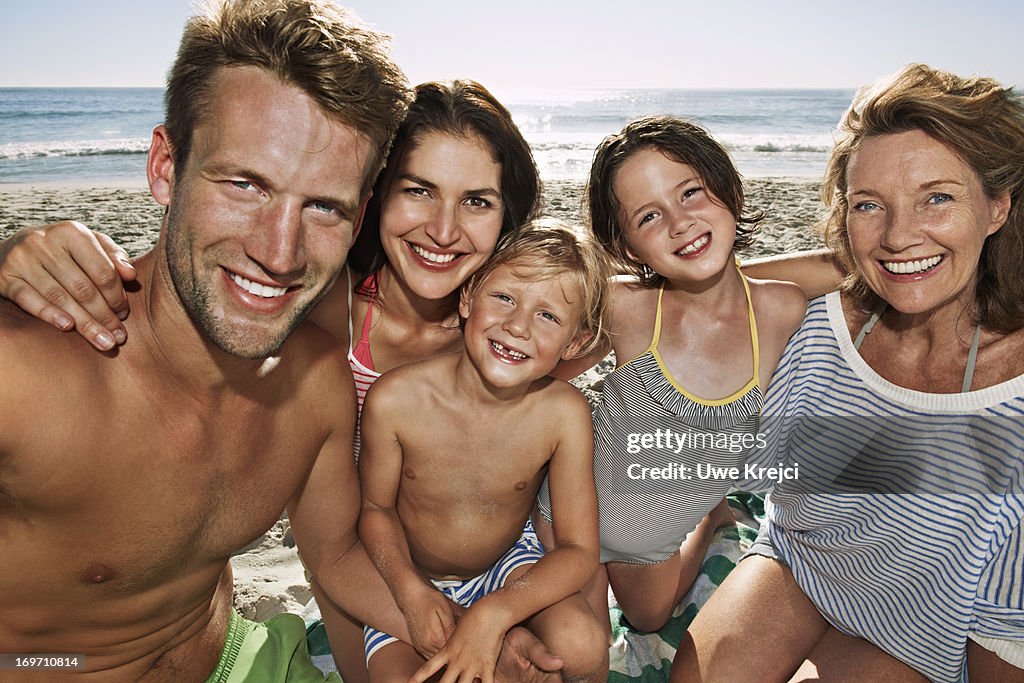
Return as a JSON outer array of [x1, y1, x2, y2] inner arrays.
[[542, 612, 609, 679]]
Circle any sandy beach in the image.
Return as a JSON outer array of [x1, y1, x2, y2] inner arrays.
[[1, 177, 826, 256], [0, 176, 826, 620]]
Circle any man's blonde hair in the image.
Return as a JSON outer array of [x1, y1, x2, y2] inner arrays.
[[165, 0, 410, 193]]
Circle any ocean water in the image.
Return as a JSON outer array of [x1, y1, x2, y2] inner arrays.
[[0, 87, 854, 184], [0, 88, 163, 183]]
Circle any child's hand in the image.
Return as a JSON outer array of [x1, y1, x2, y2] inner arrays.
[[400, 586, 458, 658], [409, 604, 507, 683]]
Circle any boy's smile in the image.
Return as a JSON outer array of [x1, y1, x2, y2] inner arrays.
[[489, 339, 530, 362], [459, 263, 585, 390]]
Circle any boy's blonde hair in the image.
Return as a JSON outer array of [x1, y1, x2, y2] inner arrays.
[[462, 218, 612, 357]]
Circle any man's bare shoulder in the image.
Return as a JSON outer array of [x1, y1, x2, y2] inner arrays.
[[305, 265, 351, 347], [0, 300, 103, 391], [0, 302, 107, 477], [0, 298, 92, 354], [274, 317, 355, 415], [280, 316, 348, 366]]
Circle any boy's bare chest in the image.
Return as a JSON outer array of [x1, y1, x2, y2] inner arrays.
[[399, 419, 552, 501]]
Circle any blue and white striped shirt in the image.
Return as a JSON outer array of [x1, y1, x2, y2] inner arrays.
[[761, 292, 1024, 682]]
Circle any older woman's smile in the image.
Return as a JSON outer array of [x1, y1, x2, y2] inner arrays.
[[845, 129, 1009, 318], [879, 255, 943, 276]]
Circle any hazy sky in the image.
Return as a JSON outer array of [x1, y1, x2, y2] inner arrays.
[[3, 1, 1022, 95]]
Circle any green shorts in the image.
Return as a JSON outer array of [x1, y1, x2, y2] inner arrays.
[[205, 610, 341, 683]]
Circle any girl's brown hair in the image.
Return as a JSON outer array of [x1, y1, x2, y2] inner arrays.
[[587, 115, 762, 287]]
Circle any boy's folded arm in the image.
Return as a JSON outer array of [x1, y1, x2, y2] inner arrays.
[[285, 361, 362, 606], [417, 502, 598, 680], [409, 546, 592, 683], [283, 405, 412, 637], [358, 502, 422, 601], [462, 388, 601, 632], [357, 381, 416, 596], [358, 385, 456, 654], [360, 500, 456, 655], [467, 540, 597, 636], [359, 500, 447, 629]]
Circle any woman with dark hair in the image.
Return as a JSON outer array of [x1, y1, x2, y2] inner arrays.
[[0, 78, 553, 682], [0, 79, 539, 438], [672, 64, 1024, 682]]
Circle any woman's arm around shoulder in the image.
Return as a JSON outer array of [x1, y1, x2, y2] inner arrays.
[[747, 277, 807, 390], [0, 221, 136, 350]]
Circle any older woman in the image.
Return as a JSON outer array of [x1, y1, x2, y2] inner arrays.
[[671, 64, 1024, 682]]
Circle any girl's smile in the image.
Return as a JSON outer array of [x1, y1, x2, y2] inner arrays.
[[613, 148, 737, 283]]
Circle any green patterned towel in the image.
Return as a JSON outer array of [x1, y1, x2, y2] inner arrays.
[[607, 492, 763, 682], [306, 493, 764, 682]]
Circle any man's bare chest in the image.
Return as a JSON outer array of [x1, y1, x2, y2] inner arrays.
[[7, 409, 323, 592]]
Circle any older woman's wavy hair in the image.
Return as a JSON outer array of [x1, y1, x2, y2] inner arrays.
[[460, 218, 612, 358], [822, 63, 1024, 332]]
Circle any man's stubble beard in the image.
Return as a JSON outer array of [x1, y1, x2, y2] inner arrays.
[[163, 194, 334, 360]]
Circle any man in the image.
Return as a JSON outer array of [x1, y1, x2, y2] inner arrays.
[[1, 2, 570, 680], [0, 1, 410, 679]]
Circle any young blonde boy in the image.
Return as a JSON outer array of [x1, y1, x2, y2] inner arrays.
[[358, 219, 611, 682]]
